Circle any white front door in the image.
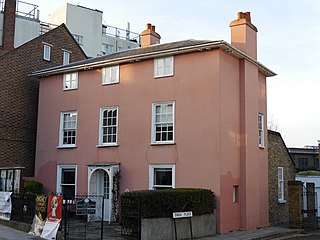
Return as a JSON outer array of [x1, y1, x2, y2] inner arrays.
[[89, 169, 110, 221]]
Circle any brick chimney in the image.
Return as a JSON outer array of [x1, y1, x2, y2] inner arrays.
[[140, 23, 161, 47], [230, 12, 257, 59], [1, 0, 16, 53]]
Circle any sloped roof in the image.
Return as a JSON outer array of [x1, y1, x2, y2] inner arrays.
[[31, 39, 276, 78]]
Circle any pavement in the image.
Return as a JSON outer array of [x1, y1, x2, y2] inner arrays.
[[0, 222, 304, 240]]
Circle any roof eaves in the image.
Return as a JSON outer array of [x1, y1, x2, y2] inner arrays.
[[30, 40, 276, 78]]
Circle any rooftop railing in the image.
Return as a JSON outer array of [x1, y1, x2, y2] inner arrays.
[[0, 0, 39, 19], [102, 24, 140, 44]]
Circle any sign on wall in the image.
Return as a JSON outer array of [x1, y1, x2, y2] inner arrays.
[[47, 196, 62, 221]]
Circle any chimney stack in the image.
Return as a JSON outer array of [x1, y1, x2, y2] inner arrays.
[[140, 23, 161, 47], [1, 0, 16, 54], [230, 12, 257, 59]]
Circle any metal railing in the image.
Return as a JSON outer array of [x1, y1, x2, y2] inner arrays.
[[102, 24, 140, 44], [0, 0, 39, 19]]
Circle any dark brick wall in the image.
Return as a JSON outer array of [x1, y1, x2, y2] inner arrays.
[[268, 130, 296, 226], [0, 0, 16, 54], [0, 24, 86, 177]]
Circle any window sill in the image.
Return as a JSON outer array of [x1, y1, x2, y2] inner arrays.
[[278, 200, 286, 204], [63, 87, 78, 91], [102, 81, 119, 86], [96, 144, 119, 148], [57, 146, 77, 149], [154, 74, 174, 79], [259, 145, 265, 149], [150, 142, 175, 146]]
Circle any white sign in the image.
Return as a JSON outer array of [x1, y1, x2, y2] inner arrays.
[[173, 211, 193, 219], [0, 192, 12, 220], [41, 220, 60, 240]]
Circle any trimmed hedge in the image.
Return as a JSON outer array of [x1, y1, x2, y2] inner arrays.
[[23, 180, 43, 194], [120, 188, 216, 219]]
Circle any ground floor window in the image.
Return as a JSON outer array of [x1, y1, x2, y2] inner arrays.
[[149, 164, 175, 190], [57, 165, 77, 198], [0, 169, 21, 193]]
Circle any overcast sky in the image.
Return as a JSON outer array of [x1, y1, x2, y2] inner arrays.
[[31, 0, 320, 148]]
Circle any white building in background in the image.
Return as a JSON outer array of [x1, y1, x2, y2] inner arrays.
[[49, 3, 140, 57], [0, 0, 140, 57]]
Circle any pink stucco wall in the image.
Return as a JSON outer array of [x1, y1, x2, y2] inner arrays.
[[35, 48, 268, 233]]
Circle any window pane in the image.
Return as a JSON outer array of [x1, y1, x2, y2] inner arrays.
[[62, 185, 75, 198], [6, 170, 13, 192], [14, 170, 21, 193], [62, 169, 75, 184], [0, 170, 6, 191], [154, 168, 172, 186]]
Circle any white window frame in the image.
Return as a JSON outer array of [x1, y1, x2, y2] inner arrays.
[[59, 111, 78, 147], [98, 106, 119, 146], [56, 165, 77, 197], [258, 113, 264, 148], [278, 167, 285, 203], [73, 34, 84, 45], [232, 185, 239, 203], [63, 50, 71, 65], [43, 43, 52, 61], [151, 101, 175, 144], [102, 65, 119, 85], [154, 56, 174, 78], [149, 164, 175, 190], [63, 72, 78, 90]]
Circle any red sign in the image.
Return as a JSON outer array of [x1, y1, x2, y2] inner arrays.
[[47, 196, 62, 222]]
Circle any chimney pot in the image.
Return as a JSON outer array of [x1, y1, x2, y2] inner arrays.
[[151, 25, 155, 31], [146, 23, 152, 30]]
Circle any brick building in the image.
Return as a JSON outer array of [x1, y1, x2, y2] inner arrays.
[[0, 19, 86, 192], [288, 144, 319, 170], [268, 130, 295, 226]]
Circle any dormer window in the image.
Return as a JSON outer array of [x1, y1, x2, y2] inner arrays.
[[63, 72, 78, 90]]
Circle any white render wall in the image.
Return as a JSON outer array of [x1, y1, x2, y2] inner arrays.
[[296, 175, 320, 216], [50, 3, 139, 57], [14, 16, 40, 47]]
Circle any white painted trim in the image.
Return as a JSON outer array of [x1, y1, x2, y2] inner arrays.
[[278, 167, 285, 202], [154, 56, 174, 78], [102, 65, 120, 85], [151, 101, 175, 144], [149, 164, 176, 190], [258, 113, 264, 148], [43, 44, 51, 61], [59, 111, 78, 147], [98, 106, 119, 146], [63, 72, 78, 90], [56, 164, 77, 196]]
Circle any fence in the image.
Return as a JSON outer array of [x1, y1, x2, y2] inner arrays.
[[62, 195, 105, 240]]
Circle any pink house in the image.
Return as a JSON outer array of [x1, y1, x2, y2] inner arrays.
[[33, 12, 275, 233]]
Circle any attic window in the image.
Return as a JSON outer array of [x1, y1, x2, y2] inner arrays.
[[43, 43, 52, 61], [63, 72, 78, 90]]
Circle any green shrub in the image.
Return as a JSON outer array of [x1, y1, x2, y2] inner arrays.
[[296, 170, 320, 176], [23, 180, 43, 194], [120, 188, 216, 219]]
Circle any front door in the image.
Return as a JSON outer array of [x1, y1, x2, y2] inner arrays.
[[89, 169, 110, 221]]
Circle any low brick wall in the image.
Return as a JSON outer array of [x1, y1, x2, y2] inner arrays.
[[141, 214, 216, 240]]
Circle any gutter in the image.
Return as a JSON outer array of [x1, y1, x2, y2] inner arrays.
[[30, 40, 276, 78]]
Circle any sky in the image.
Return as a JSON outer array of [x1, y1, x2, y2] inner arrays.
[[30, 0, 320, 148]]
